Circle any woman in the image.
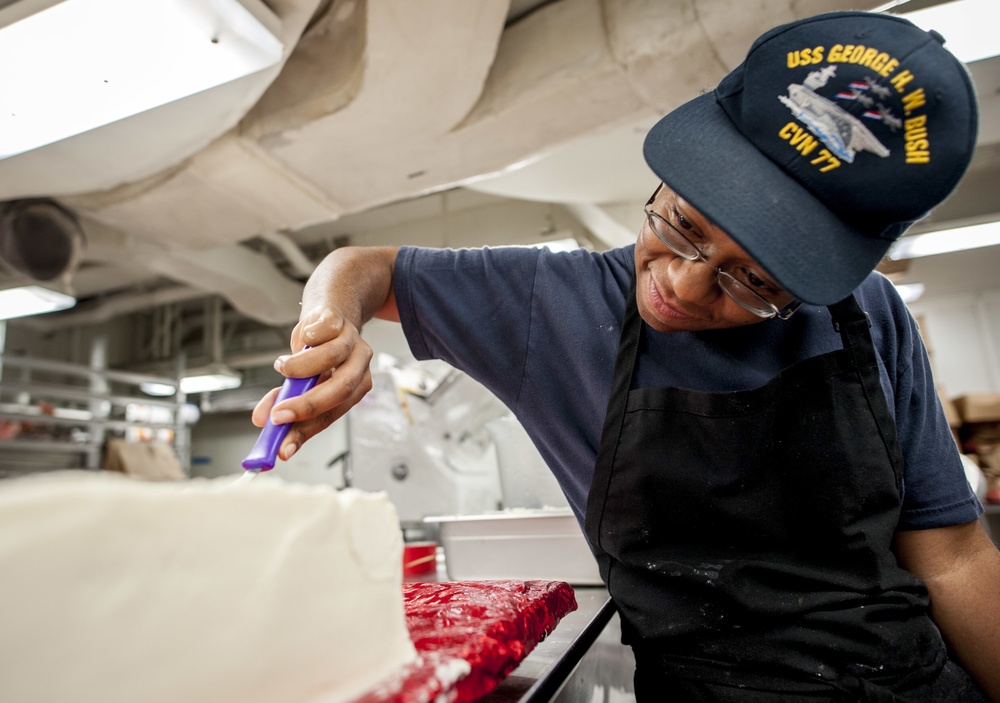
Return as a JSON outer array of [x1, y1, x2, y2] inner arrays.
[[255, 11, 999, 701]]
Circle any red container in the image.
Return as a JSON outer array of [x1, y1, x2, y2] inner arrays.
[[402, 541, 438, 577]]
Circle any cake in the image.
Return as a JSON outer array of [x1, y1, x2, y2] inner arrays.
[[0, 471, 416, 703]]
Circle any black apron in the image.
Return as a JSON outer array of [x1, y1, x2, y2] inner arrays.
[[585, 278, 985, 702]]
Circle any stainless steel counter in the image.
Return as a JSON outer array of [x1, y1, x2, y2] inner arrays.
[[480, 587, 637, 703]]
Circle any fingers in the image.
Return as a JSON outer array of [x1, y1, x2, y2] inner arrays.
[[274, 324, 362, 390], [275, 334, 356, 381], [290, 305, 346, 352], [277, 369, 373, 461], [280, 308, 358, 382], [251, 387, 281, 428], [272, 330, 373, 424], [260, 305, 376, 459]]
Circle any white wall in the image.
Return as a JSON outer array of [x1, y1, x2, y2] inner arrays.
[[909, 293, 1000, 396], [902, 246, 1000, 398]]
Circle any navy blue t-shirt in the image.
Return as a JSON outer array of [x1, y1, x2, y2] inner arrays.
[[394, 244, 982, 531]]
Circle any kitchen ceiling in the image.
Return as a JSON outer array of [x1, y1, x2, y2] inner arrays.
[[0, 0, 997, 373]]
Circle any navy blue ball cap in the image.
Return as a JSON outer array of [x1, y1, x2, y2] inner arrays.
[[643, 11, 978, 306]]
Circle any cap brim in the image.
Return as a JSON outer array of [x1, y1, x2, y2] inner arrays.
[[643, 92, 892, 306]]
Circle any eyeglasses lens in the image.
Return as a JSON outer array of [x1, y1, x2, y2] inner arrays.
[[646, 212, 698, 259], [718, 275, 777, 318], [645, 210, 779, 319]]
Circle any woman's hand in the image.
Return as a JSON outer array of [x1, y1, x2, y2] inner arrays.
[[251, 304, 374, 460], [250, 245, 398, 461]]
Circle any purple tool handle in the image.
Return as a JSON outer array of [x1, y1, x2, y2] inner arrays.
[[242, 374, 319, 471]]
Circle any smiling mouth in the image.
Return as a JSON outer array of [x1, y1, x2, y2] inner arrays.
[[646, 276, 698, 322]]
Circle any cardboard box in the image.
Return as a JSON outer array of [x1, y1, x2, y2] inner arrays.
[[103, 439, 186, 480], [954, 394, 1000, 424]]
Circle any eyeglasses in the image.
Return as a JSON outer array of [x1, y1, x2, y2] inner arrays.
[[643, 185, 801, 320]]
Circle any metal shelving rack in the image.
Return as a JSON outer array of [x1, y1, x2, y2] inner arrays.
[[0, 352, 189, 476]]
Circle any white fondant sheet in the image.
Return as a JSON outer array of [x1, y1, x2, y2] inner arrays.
[[0, 471, 416, 703]]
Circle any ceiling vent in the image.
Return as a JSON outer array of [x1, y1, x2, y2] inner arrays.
[[0, 199, 85, 282]]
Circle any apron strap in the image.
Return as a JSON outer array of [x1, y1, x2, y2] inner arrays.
[[585, 273, 642, 562], [827, 293, 906, 492], [829, 294, 877, 370]]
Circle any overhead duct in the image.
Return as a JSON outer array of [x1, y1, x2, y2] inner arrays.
[[20, 213, 306, 332], [0, 199, 84, 283]]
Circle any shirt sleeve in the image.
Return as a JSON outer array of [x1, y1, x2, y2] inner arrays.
[[861, 277, 984, 530], [393, 245, 542, 410]]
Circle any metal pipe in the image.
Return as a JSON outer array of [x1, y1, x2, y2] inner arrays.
[[258, 230, 317, 279]]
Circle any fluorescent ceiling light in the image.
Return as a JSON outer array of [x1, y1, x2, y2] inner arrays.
[[0, 285, 76, 320], [0, 0, 283, 159], [140, 382, 177, 397], [140, 364, 243, 396], [182, 373, 242, 394], [889, 220, 1000, 260], [180, 365, 243, 395], [896, 0, 1000, 64]]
